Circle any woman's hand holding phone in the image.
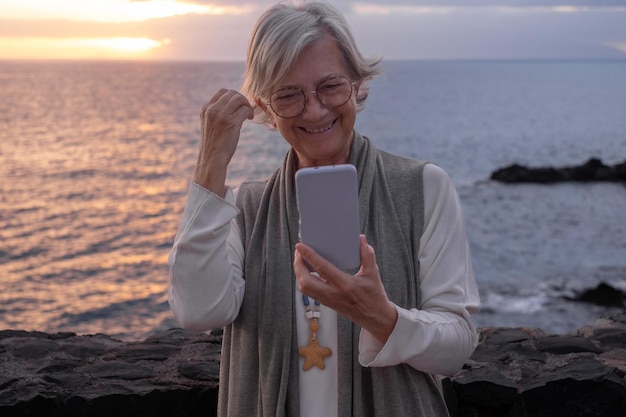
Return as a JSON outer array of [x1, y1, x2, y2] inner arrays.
[[294, 235, 398, 345], [294, 164, 398, 344]]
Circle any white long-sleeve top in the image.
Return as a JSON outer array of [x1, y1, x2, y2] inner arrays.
[[168, 163, 480, 417]]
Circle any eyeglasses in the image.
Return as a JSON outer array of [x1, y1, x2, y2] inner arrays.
[[267, 76, 357, 118]]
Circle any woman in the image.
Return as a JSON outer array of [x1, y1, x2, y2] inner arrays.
[[168, 1, 480, 416]]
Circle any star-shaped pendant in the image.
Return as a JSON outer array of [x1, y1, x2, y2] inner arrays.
[[298, 335, 332, 371]]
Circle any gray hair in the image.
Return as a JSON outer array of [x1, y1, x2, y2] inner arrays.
[[242, 1, 382, 127]]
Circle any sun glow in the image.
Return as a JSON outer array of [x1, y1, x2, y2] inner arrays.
[[0, 0, 253, 23], [65, 37, 167, 53], [0, 37, 169, 59], [0, 0, 253, 60]]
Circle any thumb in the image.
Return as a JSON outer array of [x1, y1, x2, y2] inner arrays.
[[358, 234, 377, 273]]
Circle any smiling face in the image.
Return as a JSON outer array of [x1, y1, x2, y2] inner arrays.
[[264, 34, 359, 169]]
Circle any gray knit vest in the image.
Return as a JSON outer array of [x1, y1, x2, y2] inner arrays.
[[218, 132, 449, 417]]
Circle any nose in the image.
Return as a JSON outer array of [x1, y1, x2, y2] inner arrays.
[[301, 90, 327, 118]]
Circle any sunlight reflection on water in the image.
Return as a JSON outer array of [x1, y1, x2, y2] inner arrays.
[[2, 60, 626, 340]]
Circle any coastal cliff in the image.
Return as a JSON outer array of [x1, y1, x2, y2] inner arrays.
[[1, 313, 625, 417]]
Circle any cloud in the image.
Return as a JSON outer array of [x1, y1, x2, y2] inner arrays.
[[0, 0, 624, 61], [0, 0, 258, 23], [349, 5, 626, 60], [143, 13, 258, 60], [0, 20, 125, 38], [174, 0, 260, 4], [349, 0, 626, 6], [607, 41, 626, 53], [350, 1, 626, 14]]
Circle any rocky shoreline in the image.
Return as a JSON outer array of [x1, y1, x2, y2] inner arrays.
[[490, 157, 626, 184], [1, 313, 625, 417]]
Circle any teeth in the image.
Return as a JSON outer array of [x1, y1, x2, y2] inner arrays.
[[304, 121, 333, 134]]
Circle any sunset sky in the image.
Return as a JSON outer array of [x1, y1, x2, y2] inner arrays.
[[1, 0, 625, 61]]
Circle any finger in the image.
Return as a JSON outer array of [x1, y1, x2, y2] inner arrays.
[[201, 89, 228, 116], [293, 249, 330, 295], [293, 246, 327, 280], [210, 88, 229, 104], [293, 247, 311, 277], [231, 93, 254, 120], [295, 242, 344, 285], [222, 92, 253, 122], [232, 101, 254, 121], [201, 89, 251, 119], [357, 234, 377, 273]]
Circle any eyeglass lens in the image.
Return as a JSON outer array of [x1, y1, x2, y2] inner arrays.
[[269, 76, 353, 118]]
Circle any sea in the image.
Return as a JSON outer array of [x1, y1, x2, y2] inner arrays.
[[1, 59, 625, 341]]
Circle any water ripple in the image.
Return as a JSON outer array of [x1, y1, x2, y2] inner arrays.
[[2, 60, 625, 339]]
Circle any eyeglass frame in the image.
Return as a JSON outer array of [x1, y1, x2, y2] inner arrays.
[[265, 75, 358, 119]]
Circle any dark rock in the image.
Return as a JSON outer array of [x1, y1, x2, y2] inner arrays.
[[567, 282, 625, 308], [0, 386, 57, 408], [447, 314, 626, 417], [491, 157, 626, 184], [0, 393, 58, 417], [471, 341, 547, 364], [470, 343, 513, 363], [64, 387, 219, 417], [49, 332, 77, 340], [524, 357, 617, 389], [592, 327, 626, 349], [178, 362, 220, 381], [0, 327, 221, 416], [522, 357, 626, 417], [1, 315, 626, 417], [569, 157, 612, 181], [535, 335, 602, 354], [61, 337, 113, 359], [454, 369, 519, 415], [0, 377, 18, 390], [483, 328, 533, 344], [36, 359, 84, 373], [615, 160, 626, 180], [144, 327, 207, 345], [113, 343, 181, 362], [490, 163, 561, 183], [43, 372, 91, 388], [11, 338, 60, 359], [81, 361, 155, 380], [0, 330, 49, 340], [598, 348, 626, 374], [506, 344, 547, 363]]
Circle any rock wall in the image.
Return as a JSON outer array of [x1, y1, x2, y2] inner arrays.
[[0, 328, 221, 417], [1, 313, 625, 417], [449, 313, 626, 417]]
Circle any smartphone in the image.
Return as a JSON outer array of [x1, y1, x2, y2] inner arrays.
[[295, 164, 360, 271]]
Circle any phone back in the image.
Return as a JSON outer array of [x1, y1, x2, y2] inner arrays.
[[295, 164, 360, 271]]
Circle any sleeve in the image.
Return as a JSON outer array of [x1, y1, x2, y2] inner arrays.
[[168, 182, 246, 332], [358, 164, 480, 376]]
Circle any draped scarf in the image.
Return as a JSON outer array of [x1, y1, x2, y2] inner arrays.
[[220, 131, 449, 417]]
